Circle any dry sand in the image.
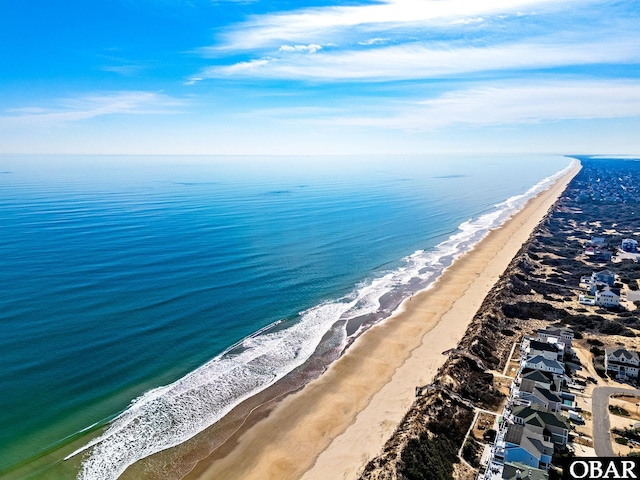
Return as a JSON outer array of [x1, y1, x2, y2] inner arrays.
[[192, 163, 581, 480]]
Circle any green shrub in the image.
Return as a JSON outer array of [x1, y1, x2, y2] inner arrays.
[[613, 427, 640, 442], [609, 405, 630, 417], [483, 429, 497, 443], [462, 440, 480, 468], [401, 434, 458, 480]]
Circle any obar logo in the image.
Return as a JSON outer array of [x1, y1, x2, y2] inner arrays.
[[564, 458, 639, 480]]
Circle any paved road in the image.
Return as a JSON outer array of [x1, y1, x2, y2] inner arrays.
[[592, 386, 640, 457]]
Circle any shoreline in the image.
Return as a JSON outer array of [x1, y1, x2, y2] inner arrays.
[[174, 162, 581, 480]]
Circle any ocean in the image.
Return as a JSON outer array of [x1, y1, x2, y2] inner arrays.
[[0, 154, 573, 479]]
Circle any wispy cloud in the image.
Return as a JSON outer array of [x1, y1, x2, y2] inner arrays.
[[192, 0, 638, 87], [184, 77, 203, 86], [279, 44, 323, 53], [451, 16, 484, 25], [358, 38, 389, 46], [0, 91, 185, 127], [212, 0, 571, 52], [201, 35, 640, 82], [332, 81, 640, 129], [100, 64, 147, 76], [100, 65, 145, 77]]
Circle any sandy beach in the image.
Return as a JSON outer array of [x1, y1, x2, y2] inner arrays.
[[187, 163, 581, 480]]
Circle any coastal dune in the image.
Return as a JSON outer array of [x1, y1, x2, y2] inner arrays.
[[189, 163, 581, 480]]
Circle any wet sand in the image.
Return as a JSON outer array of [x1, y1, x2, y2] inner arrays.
[[187, 163, 581, 480]]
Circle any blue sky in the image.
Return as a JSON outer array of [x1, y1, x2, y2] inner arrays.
[[1, 0, 639, 154]]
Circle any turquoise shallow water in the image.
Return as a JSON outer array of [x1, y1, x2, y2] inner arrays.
[[0, 155, 571, 478]]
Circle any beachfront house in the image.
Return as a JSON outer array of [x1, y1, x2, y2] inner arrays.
[[500, 424, 553, 470], [523, 355, 565, 375], [536, 327, 573, 348], [516, 387, 562, 413], [595, 288, 620, 308], [522, 339, 563, 362], [509, 405, 570, 446], [605, 347, 640, 380], [622, 238, 638, 253], [518, 369, 561, 393]]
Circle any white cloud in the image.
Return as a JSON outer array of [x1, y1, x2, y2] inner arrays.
[[358, 38, 389, 46], [184, 77, 203, 86], [220, 59, 271, 74], [205, 35, 640, 81], [451, 17, 484, 25], [213, 0, 572, 52], [0, 91, 184, 127], [334, 81, 640, 129], [279, 44, 323, 53]]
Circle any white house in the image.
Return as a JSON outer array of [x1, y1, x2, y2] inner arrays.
[[536, 327, 573, 348], [605, 348, 640, 379], [596, 288, 620, 308], [523, 355, 565, 375], [522, 338, 563, 362], [622, 238, 638, 253]]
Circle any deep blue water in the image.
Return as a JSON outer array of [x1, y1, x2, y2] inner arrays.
[[0, 155, 572, 478]]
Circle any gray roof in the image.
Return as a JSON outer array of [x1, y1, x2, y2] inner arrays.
[[537, 326, 573, 337], [511, 405, 570, 431], [502, 462, 549, 480], [596, 269, 615, 276], [505, 424, 528, 447], [598, 287, 620, 297], [533, 387, 561, 403], [606, 348, 639, 362], [505, 425, 553, 459], [529, 340, 559, 353], [521, 370, 552, 384], [525, 435, 553, 456], [526, 355, 564, 371]]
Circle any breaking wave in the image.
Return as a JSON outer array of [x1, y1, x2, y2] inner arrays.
[[69, 161, 575, 479]]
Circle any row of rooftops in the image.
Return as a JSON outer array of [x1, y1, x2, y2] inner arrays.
[[484, 326, 577, 480]]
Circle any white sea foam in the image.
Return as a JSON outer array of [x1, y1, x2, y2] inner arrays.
[[71, 160, 574, 479]]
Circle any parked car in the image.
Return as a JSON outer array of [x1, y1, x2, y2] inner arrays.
[[568, 410, 585, 422]]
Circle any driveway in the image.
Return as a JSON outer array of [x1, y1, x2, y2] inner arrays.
[[592, 386, 640, 457]]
